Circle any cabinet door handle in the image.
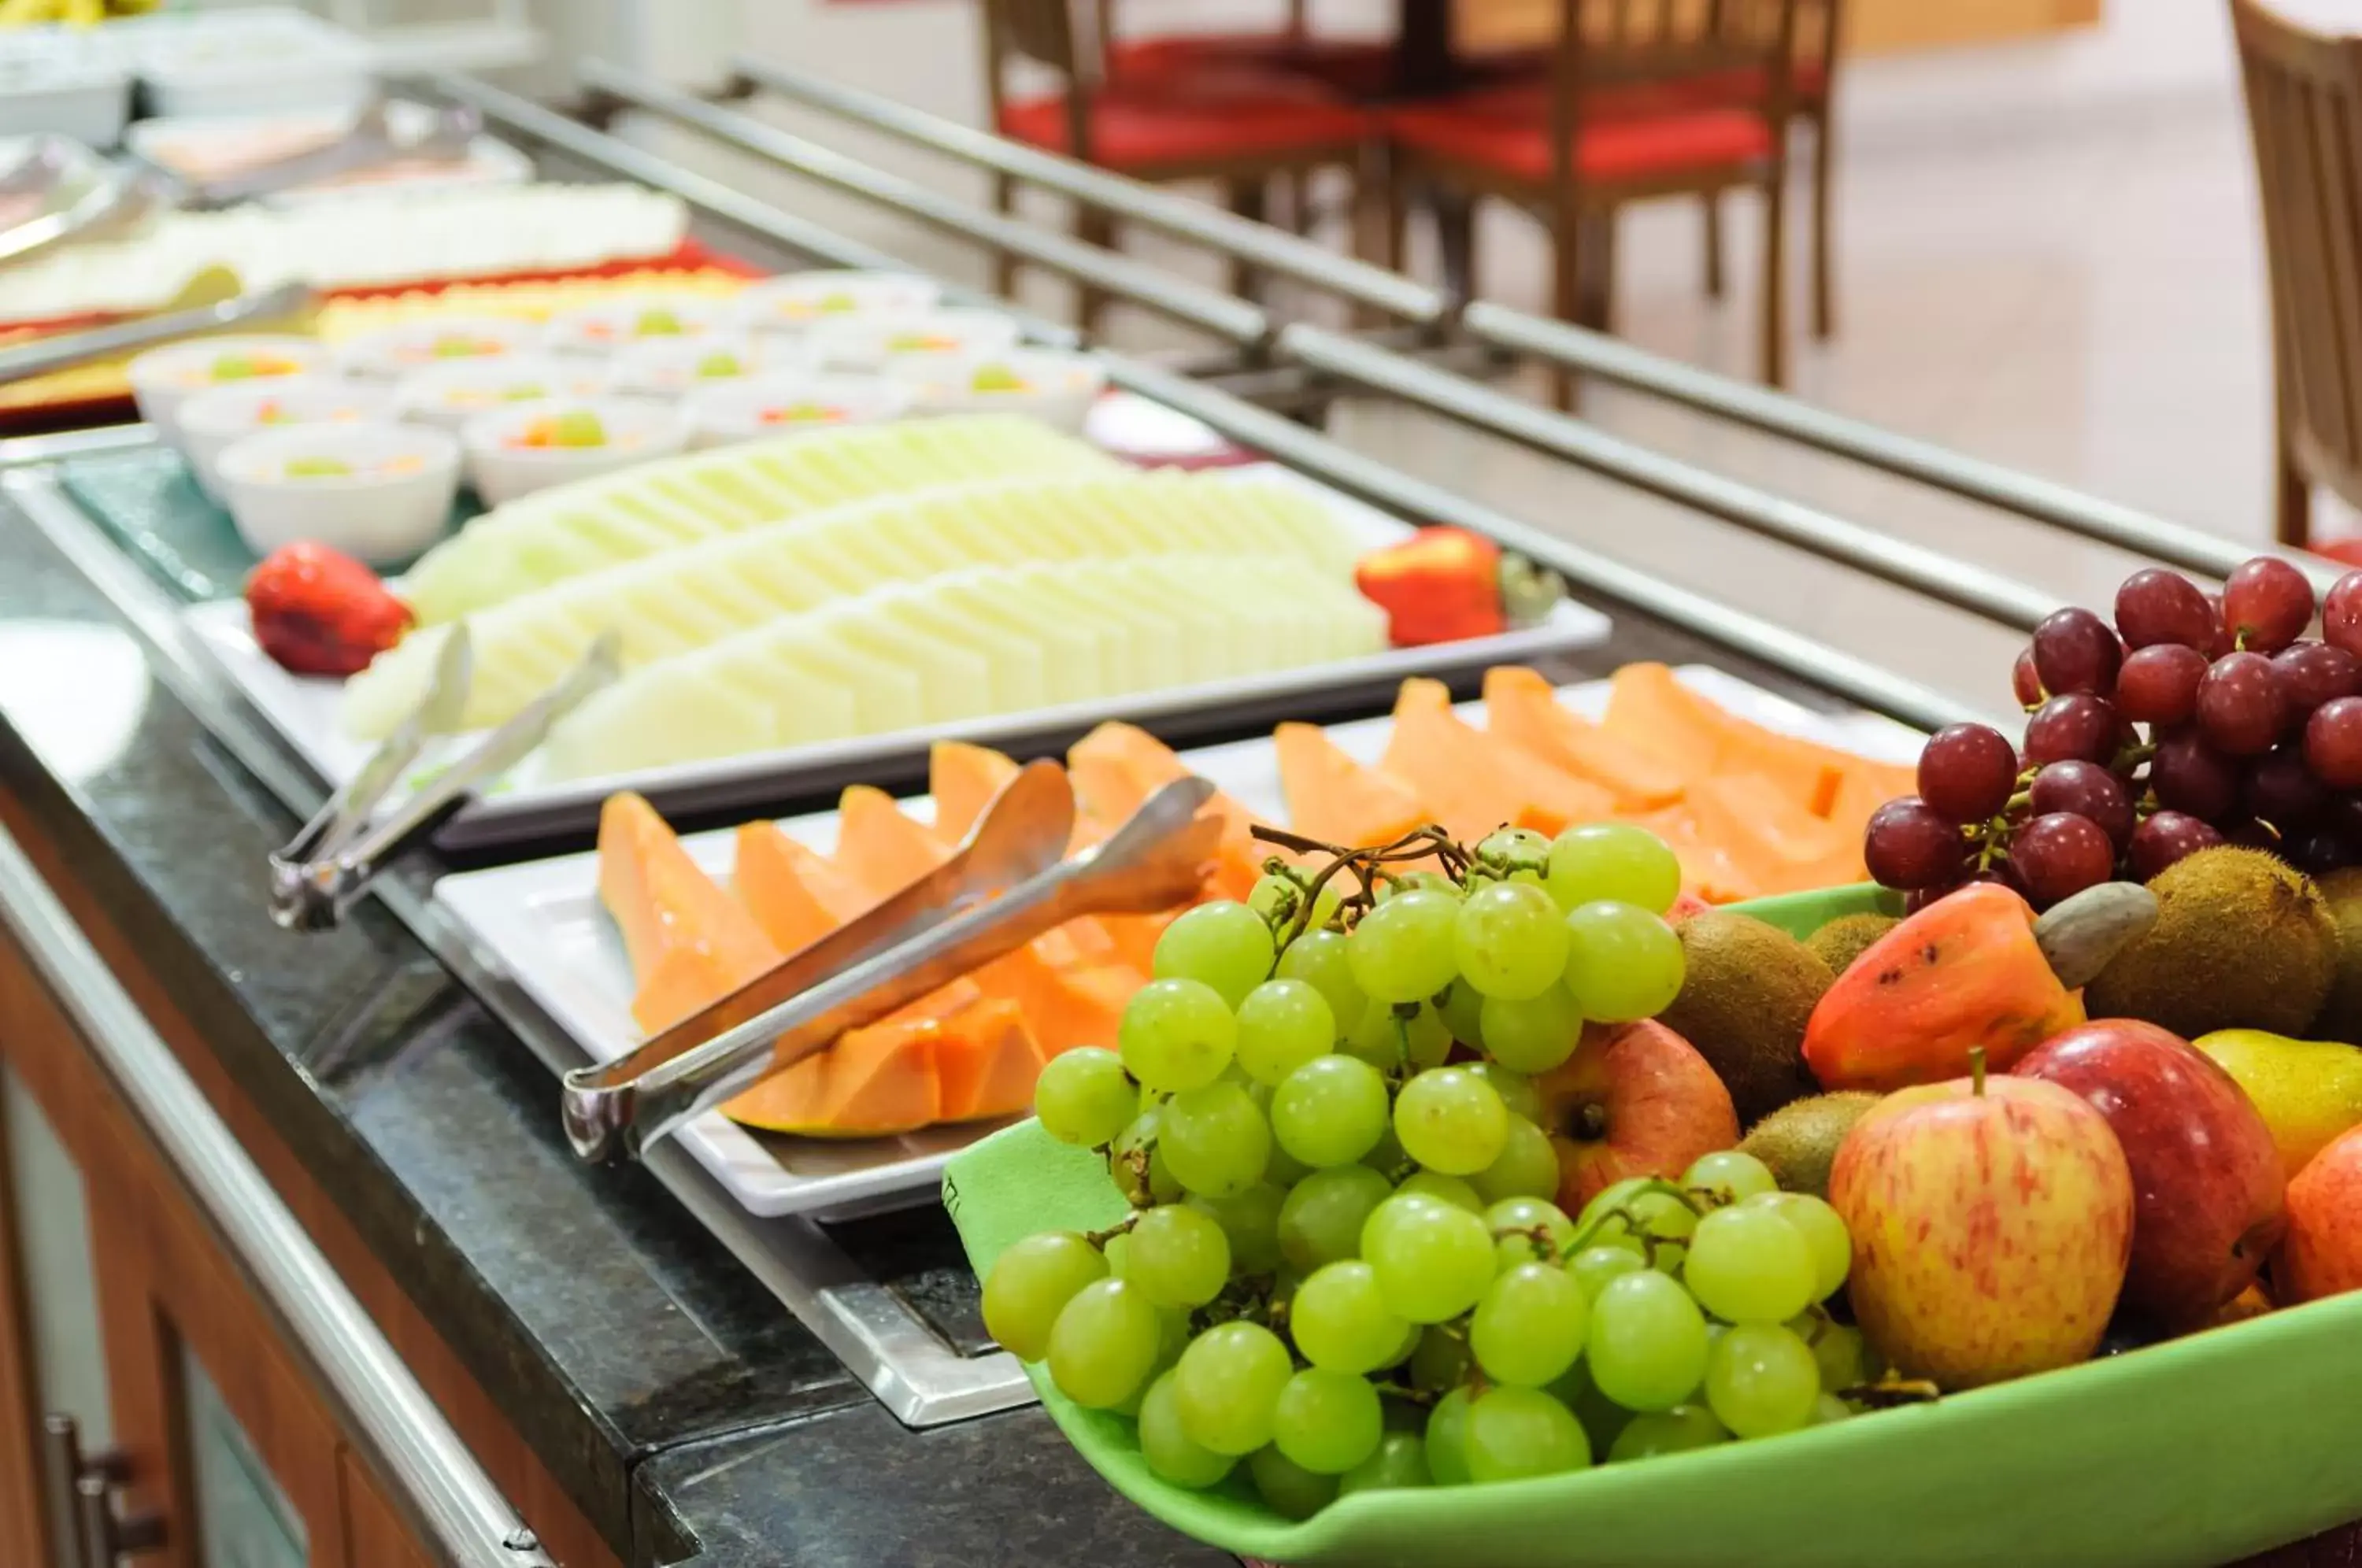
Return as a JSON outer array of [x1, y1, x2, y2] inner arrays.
[[40, 1415, 165, 1568], [75, 1471, 165, 1568]]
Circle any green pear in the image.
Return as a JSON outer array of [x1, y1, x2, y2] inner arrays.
[[2194, 1030, 2362, 1180]]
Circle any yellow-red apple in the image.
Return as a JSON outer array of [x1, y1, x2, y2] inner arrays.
[[1535, 1019, 1738, 1214]]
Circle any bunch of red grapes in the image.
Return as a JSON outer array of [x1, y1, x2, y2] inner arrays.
[[1866, 555, 2362, 908]]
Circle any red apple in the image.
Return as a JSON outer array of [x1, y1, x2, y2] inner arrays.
[[2279, 1123, 2362, 1303], [1534, 1019, 1738, 1213], [2015, 1021, 2286, 1329], [1831, 1067, 2133, 1389]]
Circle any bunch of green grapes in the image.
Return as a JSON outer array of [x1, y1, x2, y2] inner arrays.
[[983, 821, 1875, 1516]]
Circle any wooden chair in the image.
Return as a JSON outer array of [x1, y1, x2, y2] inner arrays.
[[1383, 0, 1798, 401], [2231, 0, 2362, 551], [1098, 2, 1403, 102], [979, 0, 1376, 332]]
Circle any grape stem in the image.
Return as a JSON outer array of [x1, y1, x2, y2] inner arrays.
[[1969, 1046, 1987, 1098], [1559, 1178, 1695, 1256], [1839, 1377, 1942, 1408], [1249, 823, 1480, 948], [1083, 1215, 1139, 1249]]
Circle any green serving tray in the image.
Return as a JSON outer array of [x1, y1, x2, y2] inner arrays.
[[941, 882, 2362, 1568]]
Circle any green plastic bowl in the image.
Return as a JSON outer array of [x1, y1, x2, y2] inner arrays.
[[940, 885, 2362, 1567]]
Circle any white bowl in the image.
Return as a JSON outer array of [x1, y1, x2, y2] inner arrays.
[[392, 353, 615, 434], [683, 373, 916, 450], [461, 397, 689, 506], [883, 348, 1107, 434], [612, 331, 802, 398], [805, 307, 1024, 373], [128, 334, 334, 440], [217, 420, 461, 566], [542, 296, 730, 358], [731, 270, 941, 338], [332, 315, 543, 382], [177, 374, 394, 501]]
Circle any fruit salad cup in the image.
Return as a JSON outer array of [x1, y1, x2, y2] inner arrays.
[[217, 420, 461, 565], [128, 335, 336, 441], [178, 374, 398, 502], [331, 315, 543, 382], [543, 297, 730, 358], [613, 331, 803, 398], [392, 353, 616, 434], [805, 307, 1024, 374], [682, 372, 916, 449], [461, 397, 689, 505], [729, 270, 941, 340], [886, 348, 1108, 434]]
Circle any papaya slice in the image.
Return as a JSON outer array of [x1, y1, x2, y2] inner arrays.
[[725, 1017, 946, 1138], [1603, 664, 1847, 818], [1070, 721, 1257, 898], [1483, 666, 1686, 811], [1275, 721, 1429, 848], [835, 783, 952, 894], [929, 740, 1022, 846], [1627, 806, 1764, 906], [1685, 772, 1860, 895], [1379, 678, 1616, 844], [734, 821, 868, 952], [598, 793, 783, 1034], [935, 997, 1050, 1122]]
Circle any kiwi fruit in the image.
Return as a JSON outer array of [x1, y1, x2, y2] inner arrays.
[[1738, 1092, 1880, 1198], [2310, 867, 2362, 1041], [2084, 846, 2337, 1039], [1656, 912, 1835, 1127], [1804, 912, 1899, 977]]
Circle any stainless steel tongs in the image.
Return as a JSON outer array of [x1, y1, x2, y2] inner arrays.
[[176, 100, 482, 208], [268, 629, 622, 931], [560, 761, 1224, 1163]]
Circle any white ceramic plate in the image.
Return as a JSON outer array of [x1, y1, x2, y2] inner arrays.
[[181, 463, 1617, 849], [431, 666, 1919, 1219]]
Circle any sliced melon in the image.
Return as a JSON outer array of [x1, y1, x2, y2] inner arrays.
[[929, 741, 1020, 845], [597, 793, 782, 1034]]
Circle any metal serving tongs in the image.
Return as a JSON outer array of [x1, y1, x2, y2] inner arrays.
[[0, 276, 314, 388], [0, 166, 172, 272], [561, 762, 1225, 1163], [177, 100, 483, 209], [268, 630, 623, 932]]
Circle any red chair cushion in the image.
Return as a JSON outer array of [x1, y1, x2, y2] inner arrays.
[[998, 81, 1374, 170], [1109, 33, 1401, 99], [1386, 87, 1773, 183]]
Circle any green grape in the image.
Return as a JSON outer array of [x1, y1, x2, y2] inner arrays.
[[1471, 1262, 1590, 1387], [1607, 1403, 1729, 1463], [1463, 1387, 1592, 1482], [1154, 900, 1276, 1008], [981, 1231, 1107, 1362], [1102, 1232, 1131, 1279], [1409, 1324, 1470, 1392], [1360, 1118, 1409, 1177], [1809, 1320, 1866, 1392], [1464, 1061, 1545, 1123], [1272, 1370, 1385, 1474], [1568, 1244, 1647, 1300], [1032, 1048, 1138, 1147], [1275, 929, 1368, 1032], [1110, 1107, 1183, 1207], [1278, 1166, 1393, 1273], [1703, 1323, 1820, 1438], [1252, 871, 1344, 934], [1475, 826, 1553, 880], [1394, 1170, 1483, 1212], [1683, 1149, 1779, 1207], [1343, 999, 1453, 1072], [1138, 1370, 1236, 1488], [1579, 1178, 1698, 1271], [1361, 1195, 1495, 1323], [1264, 1138, 1312, 1190], [1118, 978, 1236, 1092], [1046, 1278, 1161, 1408], [1485, 1196, 1575, 1270], [1812, 1392, 1853, 1426], [1233, 980, 1338, 1084], [1174, 1321, 1294, 1455], [1126, 1205, 1231, 1308], [1379, 871, 1462, 901], [1560, 902, 1685, 1023], [1189, 1182, 1287, 1275], [1271, 1054, 1389, 1168], [1453, 881, 1572, 1000], [1347, 889, 1462, 1003], [1546, 823, 1682, 915], [1470, 1115, 1561, 1205], [1437, 980, 1489, 1047], [1586, 1270, 1709, 1412], [1548, 1357, 1634, 1455], [1393, 1067, 1509, 1175], [1290, 1260, 1409, 1374], [1338, 1430, 1431, 1495], [1423, 1386, 1474, 1486], [1120, 1310, 1193, 1418], [1160, 1081, 1271, 1198], [1478, 986, 1586, 1074], [1683, 1206, 1817, 1326], [1249, 1445, 1338, 1520], [1745, 1190, 1853, 1299]]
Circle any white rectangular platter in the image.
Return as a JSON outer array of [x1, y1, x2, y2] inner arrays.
[[432, 666, 1922, 1220], [183, 463, 1614, 851]]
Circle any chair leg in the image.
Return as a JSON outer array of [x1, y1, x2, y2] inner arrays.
[[1576, 209, 1619, 335], [2278, 448, 2314, 549], [1702, 191, 1725, 301], [991, 171, 1019, 301], [1438, 190, 1478, 301], [1384, 157, 1412, 277], [1810, 113, 1836, 340], [1226, 178, 1268, 302], [1075, 202, 1116, 338], [1551, 202, 1583, 412], [1760, 170, 1789, 389]]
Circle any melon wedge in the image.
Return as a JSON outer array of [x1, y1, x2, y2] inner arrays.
[[1274, 721, 1428, 849], [732, 821, 867, 952], [835, 784, 952, 894], [935, 998, 1050, 1122], [1603, 664, 1848, 818], [930, 741, 1021, 845], [1070, 721, 1262, 899], [1685, 772, 1861, 895], [598, 793, 782, 1034], [1483, 666, 1687, 811], [724, 1017, 946, 1139], [1379, 679, 1617, 844]]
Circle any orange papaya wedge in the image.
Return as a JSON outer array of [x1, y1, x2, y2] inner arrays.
[[929, 740, 1022, 845], [1603, 664, 1848, 818], [935, 997, 1050, 1122], [1070, 721, 1257, 898], [1379, 678, 1616, 844], [598, 793, 782, 1035], [724, 1016, 946, 1138], [1274, 720, 1428, 849], [1483, 666, 1687, 811], [733, 821, 865, 952]]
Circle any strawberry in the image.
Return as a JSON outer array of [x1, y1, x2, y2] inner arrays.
[[245, 542, 411, 677]]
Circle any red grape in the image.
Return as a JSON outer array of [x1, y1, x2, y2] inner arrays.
[[2011, 649, 2044, 709], [2150, 730, 2242, 820], [2029, 760, 2134, 846], [2113, 568, 2217, 649], [2290, 826, 2358, 877], [2023, 693, 2121, 767], [2009, 812, 2115, 907], [2271, 641, 2362, 717], [2226, 819, 2286, 852], [2127, 811, 2225, 881], [2202, 594, 2233, 658], [2221, 556, 2316, 654], [1916, 723, 2019, 823], [2195, 652, 2287, 756], [2244, 745, 2328, 828], [2114, 644, 2208, 727], [2031, 608, 2123, 697], [2324, 571, 2362, 657], [2305, 697, 2362, 789], [1864, 797, 1969, 890]]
